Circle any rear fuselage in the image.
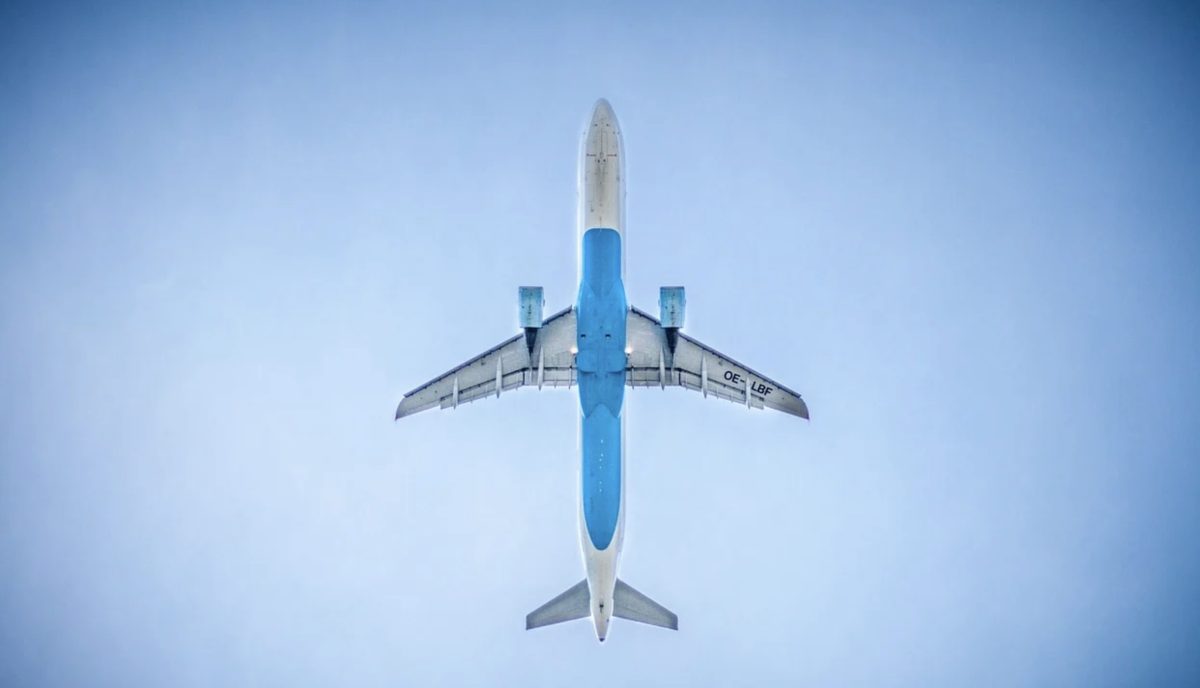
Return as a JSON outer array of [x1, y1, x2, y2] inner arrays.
[[575, 99, 626, 642]]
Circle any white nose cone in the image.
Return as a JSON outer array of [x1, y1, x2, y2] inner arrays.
[[581, 98, 624, 235], [591, 98, 616, 126]]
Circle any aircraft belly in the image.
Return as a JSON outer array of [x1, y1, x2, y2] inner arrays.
[[576, 227, 627, 551], [581, 406, 621, 549]]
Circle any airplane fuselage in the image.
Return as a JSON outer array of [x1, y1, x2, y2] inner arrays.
[[395, 98, 806, 642], [575, 99, 626, 641]]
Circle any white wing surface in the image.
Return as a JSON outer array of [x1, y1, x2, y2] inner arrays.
[[395, 307, 577, 419], [625, 307, 809, 419]]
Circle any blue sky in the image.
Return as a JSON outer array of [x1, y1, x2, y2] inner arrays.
[[2, 2, 1198, 685]]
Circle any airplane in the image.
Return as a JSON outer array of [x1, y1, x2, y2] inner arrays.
[[394, 99, 809, 642]]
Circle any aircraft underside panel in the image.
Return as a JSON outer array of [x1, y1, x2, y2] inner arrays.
[[576, 227, 627, 551]]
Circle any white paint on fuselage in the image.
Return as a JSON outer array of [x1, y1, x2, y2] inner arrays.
[[578, 98, 626, 642], [579, 99, 626, 258]]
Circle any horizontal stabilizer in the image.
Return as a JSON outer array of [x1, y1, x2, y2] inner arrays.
[[614, 579, 678, 630], [526, 580, 590, 630]]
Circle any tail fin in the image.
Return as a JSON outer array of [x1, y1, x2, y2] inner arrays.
[[614, 579, 678, 630], [526, 580, 590, 630]]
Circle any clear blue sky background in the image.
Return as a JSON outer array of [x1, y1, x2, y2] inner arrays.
[[2, 2, 1198, 685]]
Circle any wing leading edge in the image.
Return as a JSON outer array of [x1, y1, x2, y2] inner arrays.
[[395, 307, 577, 419], [625, 307, 809, 419]]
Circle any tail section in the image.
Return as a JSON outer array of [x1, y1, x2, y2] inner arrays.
[[525, 578, 678, 635], [614, 579, 678, 630], [526, 580, 590, 630]]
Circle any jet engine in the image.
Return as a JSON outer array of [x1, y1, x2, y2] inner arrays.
[[519, 286, 545, 352], [659, 286, 685, 353]]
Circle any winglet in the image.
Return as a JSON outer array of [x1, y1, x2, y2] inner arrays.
[[394, 396, 405, 421]]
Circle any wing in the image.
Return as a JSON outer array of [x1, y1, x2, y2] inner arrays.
[[394, 307, 576, 419], [625, 307, 809, 419]]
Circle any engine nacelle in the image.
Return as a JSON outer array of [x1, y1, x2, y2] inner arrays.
[[659, 286, 685, 329], [519, 286, 545, 328], [519, 286, 545, 352], [659, 286, 685, 354]]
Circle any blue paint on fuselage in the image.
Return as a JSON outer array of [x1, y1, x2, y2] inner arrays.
[[576, 228, 626, 551]]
